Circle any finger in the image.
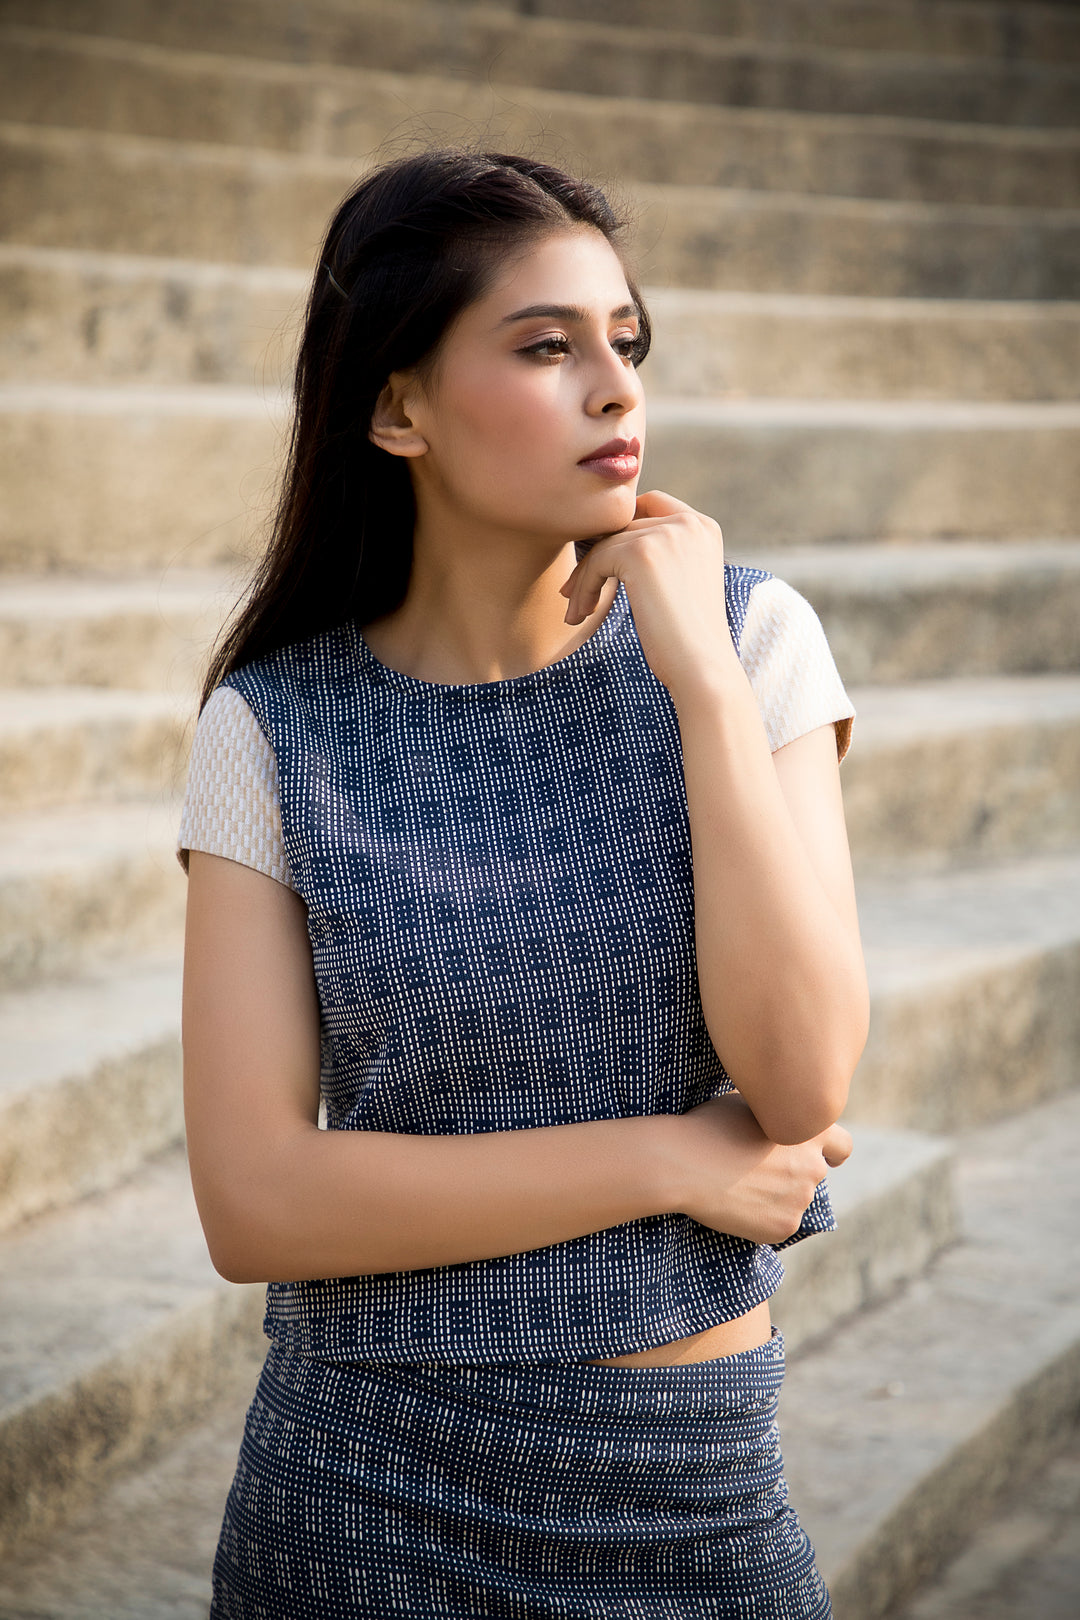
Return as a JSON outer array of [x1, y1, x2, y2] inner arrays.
[[822, 1126, 854, 1168], [634, 489, 694, 519], [563, 537, 631, 625]]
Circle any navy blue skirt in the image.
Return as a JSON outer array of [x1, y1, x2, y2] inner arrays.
[[211, 1329, 829, 1618]]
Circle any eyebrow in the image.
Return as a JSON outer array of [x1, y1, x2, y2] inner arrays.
[[499, 303, 639, 325]]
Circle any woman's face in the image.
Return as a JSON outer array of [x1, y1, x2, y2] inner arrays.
[[392, 228, 647, 552]]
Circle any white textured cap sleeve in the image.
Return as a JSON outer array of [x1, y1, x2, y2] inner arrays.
[[176, 685, 295, 890], [739, 577, 855, 761]]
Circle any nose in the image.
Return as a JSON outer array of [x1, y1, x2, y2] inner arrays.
[[585, 342, 644, 418]]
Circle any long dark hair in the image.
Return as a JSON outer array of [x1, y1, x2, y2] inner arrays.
[[201, 148, 651, 706]]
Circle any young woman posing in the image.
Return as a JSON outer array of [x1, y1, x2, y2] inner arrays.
[[180, 149, 868, 1618]]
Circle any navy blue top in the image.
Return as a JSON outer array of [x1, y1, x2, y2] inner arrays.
[[224, 567, 834, 1364]]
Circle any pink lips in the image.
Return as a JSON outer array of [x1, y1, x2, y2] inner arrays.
[[578, 436, 641, 482]]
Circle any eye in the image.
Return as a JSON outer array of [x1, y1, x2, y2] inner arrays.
[[614, 328, 649, 366], [519, 335, 571, 361]]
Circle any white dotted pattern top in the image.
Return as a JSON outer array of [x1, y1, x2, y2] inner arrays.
[[178, 576, 854, 892]]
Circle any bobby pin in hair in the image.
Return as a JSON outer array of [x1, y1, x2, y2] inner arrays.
[[325, 264, 349, 299]]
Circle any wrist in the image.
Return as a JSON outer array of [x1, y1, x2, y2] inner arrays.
[[635, 1113, 690, 1218]]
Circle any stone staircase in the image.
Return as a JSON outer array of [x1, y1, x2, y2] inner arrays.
[[0, 1, 1077, 1614]]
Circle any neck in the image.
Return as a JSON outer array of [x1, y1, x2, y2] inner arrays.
[[361, 523, 617, 686]]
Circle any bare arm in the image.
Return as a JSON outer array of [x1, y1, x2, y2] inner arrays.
[[562, 492, 869, 1144], [183, 851, 850, 1284]]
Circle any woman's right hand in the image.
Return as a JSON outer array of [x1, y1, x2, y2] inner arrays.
[[661, 1091, 852, 1247]]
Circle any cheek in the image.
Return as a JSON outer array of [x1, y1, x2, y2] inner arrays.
[[446, 367, 561, 461]]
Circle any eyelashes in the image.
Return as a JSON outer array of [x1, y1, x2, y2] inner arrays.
[[519, 334, 647, 366]]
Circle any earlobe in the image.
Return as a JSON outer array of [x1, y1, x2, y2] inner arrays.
[[368, 372, 429, 458]]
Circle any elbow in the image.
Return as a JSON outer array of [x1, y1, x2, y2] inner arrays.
[[192, 1178, 284, 1285], [748, 1032, 867, 1146]]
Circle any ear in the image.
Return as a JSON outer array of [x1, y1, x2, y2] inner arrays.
[[368, 370, 428, 458]]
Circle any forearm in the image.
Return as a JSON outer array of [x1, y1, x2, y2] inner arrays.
[[192, 1109, 669, 1284], [672, 661, 869, 1143]]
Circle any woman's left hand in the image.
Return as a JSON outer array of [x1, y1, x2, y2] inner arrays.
[[561, 490, 739, 693]]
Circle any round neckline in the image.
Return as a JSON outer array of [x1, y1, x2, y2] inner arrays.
[[353, 584, 628, 696]]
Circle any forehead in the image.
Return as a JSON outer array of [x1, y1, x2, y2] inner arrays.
[[471, 229, 634, 327]]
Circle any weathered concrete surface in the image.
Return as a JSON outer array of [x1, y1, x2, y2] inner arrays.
[[0, 687, 189, 811], [646, 290, 1080, 402], [843, 674, 1080, 869], [7, 0, 1080, 87], [0, 802, 184, 991], [893, 1429, 1080, 1619], [4, 29, 1079, 208], [0, 1149, 264, 1564], [783, 1089, 1080, 1620], [767, 540, 1080, 683], [0, 957, 182, 1232], [6, 120, 1080, 296], [856, 851, 1080, 1129], [6, 389, 1080, 573], [0, 567, 236, 690], [9, 248, 1080, 402]]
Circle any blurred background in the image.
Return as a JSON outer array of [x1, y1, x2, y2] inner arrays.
[[0, 1, 1078, 1615]]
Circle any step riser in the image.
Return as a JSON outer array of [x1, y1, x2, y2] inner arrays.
[[845, 719, 1080, 871], [0, 852, 184, 992], [513, 0, 1080, 64], [774, 1143, 956, 1357], [635, 190, 1080, 301], [0, 404, 280, 571], [4, 707, 1077, 856], [0, 1284, 264, 1565], [825, 1339, 1080, 1620], [0, 1038, 182, 1234], [7, 564, 1080, 691], [5, 404, 1079, 572], [0, 597, 220, 690], [10, 254, 1080, 404], [803, 567, 1080, 684], [5, 127, 1079, 300], [858, 941, 1080, 1133], [0, 711, 188, 813], [6, 38, 1080, 211], [648, 295, 1080, 404], [8, 0, 1080, 93], [647, 413, 1080, 546], [0, 250, 304, 389]]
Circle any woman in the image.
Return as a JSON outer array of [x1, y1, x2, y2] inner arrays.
[[180, 149, 868, 1618]]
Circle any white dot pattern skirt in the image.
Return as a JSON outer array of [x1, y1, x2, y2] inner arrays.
[[210, 1329, 830, 1618]]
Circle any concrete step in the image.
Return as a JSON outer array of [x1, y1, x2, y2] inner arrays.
[[646, 397, 1080, 545], [0, 800, 184, 991], [0, 956, 182, 1234], [9, 249, 1080, 404], [8, 0, 1080, 114], [0, 383, 282, 571], [6, 387, 1080, 571], [856, 849, 1080, 1131], [844, 672, 1080, 870], [764, 539, 1080, 683], [5, 29, 1080, 211], [3, 539, 1078, 696], [0, 243, 305, 390], [647, 290, 1080, 402], [0, 687, 189, 811], [497, 0, 1080, 65], [891, 1427, 1080, 1619], [0, 1147, 265, 1566], [0, 566, 233, 690], [0, 1123, 953, 1577], [783, 1088, 1080, 1620], [5, 121, 1079, 299]]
